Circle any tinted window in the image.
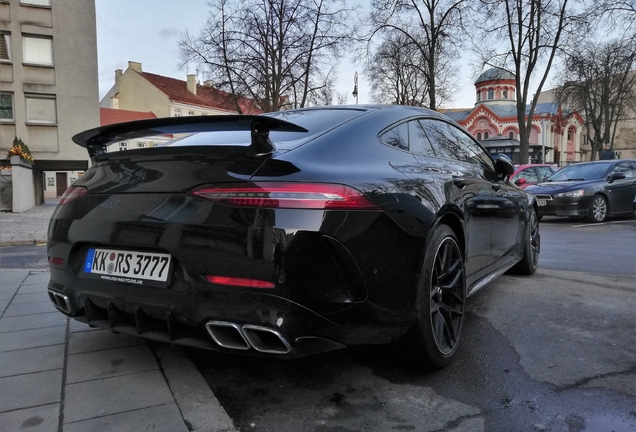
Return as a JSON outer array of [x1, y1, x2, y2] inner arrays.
[[537, 166, 555, 180], [613, 161, 635, 178], [164, 108, 365, 150], [420, 119, 494, 170], [518, 168, 538, 183], [409, 120, 436, 156], [379, 122, 409, 151]]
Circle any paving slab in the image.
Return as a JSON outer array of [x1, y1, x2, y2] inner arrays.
[[68, 318, 99, 333], [0, 311, 66, 333], [66, 345, 158, 384], [0, 325, 65, 352], [0, 344, 64, 378], [0, 370, 62, 412], [20, 272, 50, 286], [3, 300, 57, 317], [12, 291, 51, 304], [0, 403, 60, 432], [62, 403, 188, 432], [63, 370, 175, 423], [0, 269, 30, 287], [67, 328, 144, 355]]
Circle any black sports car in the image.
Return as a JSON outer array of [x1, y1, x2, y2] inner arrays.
[[525, 159, 636, 223], [47, 105, 539, 368]]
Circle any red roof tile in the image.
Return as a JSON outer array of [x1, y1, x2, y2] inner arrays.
[[100, 108, 157, 126], [139, 72, 263, 115]]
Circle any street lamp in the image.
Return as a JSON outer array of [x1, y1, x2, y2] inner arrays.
[[352, 71, 358, 104]]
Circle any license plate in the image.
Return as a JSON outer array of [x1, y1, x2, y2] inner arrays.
[[84, 248, 172, 285], [537, 199, 547, 206]]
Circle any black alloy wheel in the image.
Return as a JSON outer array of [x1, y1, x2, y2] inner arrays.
[[409, 225, 466, 368], [588, 195, 608, 223], [509, 207, 539, 275]]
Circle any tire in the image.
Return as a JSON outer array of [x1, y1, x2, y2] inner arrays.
[[587, 195, 608, 223], [407, 225, 466, 369], [508, 207, 539, 275]]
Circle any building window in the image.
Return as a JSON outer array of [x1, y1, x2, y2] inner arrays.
[[0, 93, 13, 121], [567, 128, 573, 140], [119, 141, 128, 151], [484, 132, 489, 139], [0, 33, 11, 62], [23, 35, 53, 66], [20, 0, 51, 6], [188, 110, 195, 116], [503, 89, 508, 99], [509, 131, 514, 139], [26, 95, 57, 124], [476, 91, 481, 102], [488, 89, 494, 99], [137, 141, 146, 148], [477, 132, 482, 140], [174, 108, 182, 117]]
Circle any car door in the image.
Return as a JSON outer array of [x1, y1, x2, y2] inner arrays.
[[445, 125, 524, 266], [606, 161, 636, 213], [414, 119, 496, 277]]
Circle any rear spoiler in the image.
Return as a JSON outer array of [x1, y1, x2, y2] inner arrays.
[[72, 115, 308, 158]]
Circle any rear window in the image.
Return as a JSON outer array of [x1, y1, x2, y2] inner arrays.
[[162, 108, 365, 150]]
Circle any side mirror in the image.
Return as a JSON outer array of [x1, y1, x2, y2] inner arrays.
[[494, 154, 515, 177], [610, 172, 626, 182], [515, 178, 527, 186]]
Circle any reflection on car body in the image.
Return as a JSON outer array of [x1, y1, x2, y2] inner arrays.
[[47, 105, 539, 368]]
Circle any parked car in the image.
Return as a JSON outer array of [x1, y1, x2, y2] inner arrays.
[[525, 159, 636, 223], [511, 164, 558, 188], [47, 105, 539, 368]]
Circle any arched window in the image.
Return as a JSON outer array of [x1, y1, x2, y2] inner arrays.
[[508, 131, 514, 139], [503, 89, 508, 99], [484, 132, 489, 139], [477, 132, 482, 140], [567, 128, 574, 140], [488, 88, 494, 99], [476, 91, 481, 102]]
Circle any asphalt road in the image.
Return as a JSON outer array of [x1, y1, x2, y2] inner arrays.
[[187, 217, 636, 432]]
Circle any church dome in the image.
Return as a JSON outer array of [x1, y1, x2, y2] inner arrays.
[[476, 68, 515, 84]]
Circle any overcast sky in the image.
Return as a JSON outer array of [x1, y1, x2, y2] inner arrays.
[[95, 0, 477, 108]]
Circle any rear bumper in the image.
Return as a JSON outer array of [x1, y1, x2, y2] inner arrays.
[[47, 269, 410, 358], [46, 193, 422, 357]]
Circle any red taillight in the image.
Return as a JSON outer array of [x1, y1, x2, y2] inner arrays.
[[189, 182, 379, 210], [205, 275, 276, 289], [48, 257, 64, 265], [59, 186, 88, 205]]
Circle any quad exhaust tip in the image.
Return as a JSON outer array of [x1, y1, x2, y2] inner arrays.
[[48, 290, 71, 314], [205, 321, 292, 354]]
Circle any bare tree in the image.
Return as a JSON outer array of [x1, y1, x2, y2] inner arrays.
[[368, 32, 431, 105], [474, 0, 592, 163], [556, 39, 636, 160], [367, 0, 468, 110], [180, 0, 356, 112]]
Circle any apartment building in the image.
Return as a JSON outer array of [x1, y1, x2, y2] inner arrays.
[[0, 0, 99, 208]]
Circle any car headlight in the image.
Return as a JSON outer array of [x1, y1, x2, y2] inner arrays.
[[556, 189, 586, 198]]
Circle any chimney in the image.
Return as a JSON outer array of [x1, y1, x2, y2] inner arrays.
[[114, 69, 122, 89], [187, 74, 197, 95], [128, 61, 142, 73], [203, 80, 214, 87]]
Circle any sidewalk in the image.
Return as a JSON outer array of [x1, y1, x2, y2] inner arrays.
[[0, 199, 59, 246], [0, 202, 238, 432]]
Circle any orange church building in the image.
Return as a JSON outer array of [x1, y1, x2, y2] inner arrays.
[[443, 68, 585, 166]]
